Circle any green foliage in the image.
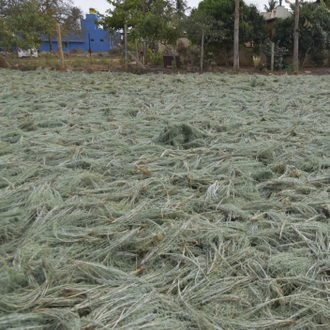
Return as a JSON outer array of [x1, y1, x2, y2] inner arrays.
[[205, 51, 216, 67], [273, 2, 330, 66], [0, 0, 83, 51], [98, 0, 143, 32], [147, 47, 164, 65], [244, 4, 268, 45], [100, 0, 185, 53], [197, 0, 243, 49], [252, 55, 261, 69], [186, 45, 200, 66], [264, 0, 277, 12], [135, 0, 186, 49], [0, 1, 54, 51], [262, 39, 288, 70], [61, 6, 84, 36], [189, 0, 267, 64], [36, 0, 83, 35], [184, 9, 223, 47], [310, 48, 327, 67]]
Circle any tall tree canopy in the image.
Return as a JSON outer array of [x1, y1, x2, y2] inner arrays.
[[184, 9, 223, 47], [273, 1, 330, 65], [135, 0, 186, 47], [0, 1, 54, 50], [100, 0, 186, 51], [98, 0, 143, 33], [264, 0, 278, 12], [0, 0, 83, 51], [36, 0, 83, 50], [191, 0, 267, 65]]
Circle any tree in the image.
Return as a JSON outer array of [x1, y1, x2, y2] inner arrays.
[[36, 0, 83, 51], [264, 0, 278, 12], [135, 0, 186, 56], [0, 1, 54, 51], [233, 0, 239, 70], [245, 4, 268, 45], [184, 9, 223, 69], [98, 0, 143, 38], [196, 0, 267, 66], [62, 6, 83, 33], [0, 0, 23, 17], [185, 9, 223, 47], [100, 0, 186, 57], [273, 1, 330, 66], [293, 0, 299, 69], [0, 0, 83, 52]]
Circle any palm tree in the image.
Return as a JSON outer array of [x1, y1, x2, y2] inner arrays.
[[293, 0, 299, 70], [264, 0, 278, 12], [233, 0, 239, 70]]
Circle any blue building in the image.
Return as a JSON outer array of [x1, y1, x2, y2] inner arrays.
[[40, 10, 117, 53]]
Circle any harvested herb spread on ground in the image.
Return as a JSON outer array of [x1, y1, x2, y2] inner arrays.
[[1, 70, 330, 329]]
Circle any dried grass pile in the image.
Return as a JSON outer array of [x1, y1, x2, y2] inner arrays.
[[1, 70, 330, 329]]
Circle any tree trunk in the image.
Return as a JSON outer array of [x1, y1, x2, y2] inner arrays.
[[135, 39, 139, 59], [233, 0, 239, 71], [124, 24, 128, 69], [143, 41, 147, 65], [142, 0, 146, 65], [49, 34, 53, 52], [293, 0, 299, 70], [56, 23, 64, 69], [121, 26, 125, 46]]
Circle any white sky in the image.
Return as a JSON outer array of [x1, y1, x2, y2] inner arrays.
[[73, 0, 310, 16]]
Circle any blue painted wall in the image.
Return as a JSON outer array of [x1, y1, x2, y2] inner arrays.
[[41, 13, 116, 53]]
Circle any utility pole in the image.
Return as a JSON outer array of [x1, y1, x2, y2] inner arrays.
[[233, 0, 239, 71]]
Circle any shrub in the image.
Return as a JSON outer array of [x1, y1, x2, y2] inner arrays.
[[186, 45, 200, 66], [310, 48, 327, 67], [262, 39, 288, 70], [69, 48, 85, 54], [252, 56, 262, 69], [147, 48, 164, 66], [108, 46, 123, 57]]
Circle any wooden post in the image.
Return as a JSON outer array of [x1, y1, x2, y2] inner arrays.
[[88, 33, 92, 58], [128, 51, 145, 69], [271, 42, 274, 72], [135, 39, 139, 60], [143, 41, 147, 65], [200, 29, 204, 72], [56, 23, 64, 70], [124, 24, 128, 69]]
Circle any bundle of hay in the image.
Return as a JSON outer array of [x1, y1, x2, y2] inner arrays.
[[155, 123, 207, 149]]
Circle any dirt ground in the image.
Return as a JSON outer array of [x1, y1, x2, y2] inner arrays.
[[4, 53, 330, 75], [119, 64, 330, 76]]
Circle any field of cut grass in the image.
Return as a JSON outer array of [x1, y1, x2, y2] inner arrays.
[[1, 70, 330, 329], [6, 54, 118, 71]]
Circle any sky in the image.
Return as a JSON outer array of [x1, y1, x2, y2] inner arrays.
[[73, 0, 294, 16]]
